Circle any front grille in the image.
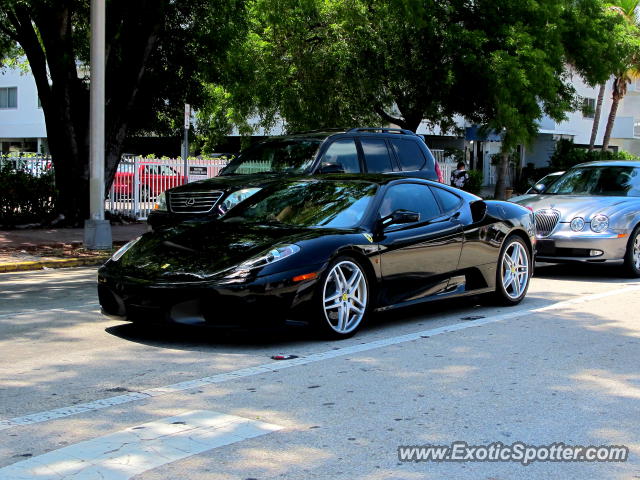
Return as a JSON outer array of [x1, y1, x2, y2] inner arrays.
[[169, 191, 223, 213], [534, 209, 560, 237]]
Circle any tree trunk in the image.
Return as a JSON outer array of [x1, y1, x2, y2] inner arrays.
[[602, 90, 621, 151], [588, 83, 606, 151], [493, 152, 510, 200]]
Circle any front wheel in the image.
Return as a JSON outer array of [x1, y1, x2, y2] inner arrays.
[[314, 256, 370, 339], [623, 225, 640, 277], [494, 235, 531, 305]]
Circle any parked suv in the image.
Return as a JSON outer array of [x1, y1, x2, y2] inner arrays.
[[148, 127, 442, 229]]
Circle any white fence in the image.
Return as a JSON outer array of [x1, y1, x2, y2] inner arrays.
[[107, 156, 229, 220], [432, 149, 458, 185], [0, 154, 52, 176]]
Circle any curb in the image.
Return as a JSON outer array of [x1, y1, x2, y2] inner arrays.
[[0, 256, 109, 273]]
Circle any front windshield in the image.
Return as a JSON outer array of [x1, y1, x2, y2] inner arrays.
[[222, 180, 377, 228], [220, 138, 322, 175], [546, 166, 640, 196]]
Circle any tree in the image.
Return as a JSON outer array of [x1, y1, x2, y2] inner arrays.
[[197, 0, 493, 143], [599, 0, 640, 150], [0, 0, 245, 223], [469, 0, 635, 198], [589, 83, 606, 150]]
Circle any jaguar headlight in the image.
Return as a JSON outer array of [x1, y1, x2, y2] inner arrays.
[[590, 214, 609, 233], [220, 187, 262, 214], [570, 217, 585, 232], [154, 192, 168, 211], [111, 236, 142, 262], [236, 244, 300, 271]]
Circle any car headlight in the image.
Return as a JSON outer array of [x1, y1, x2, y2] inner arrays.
[[570, 217, 585, 232], [154, 192, 168, 211], [236, 244, 300, 271], [111, 236, 142, 262], [219, 188, 262, 214], [590, 214, 609, 233]]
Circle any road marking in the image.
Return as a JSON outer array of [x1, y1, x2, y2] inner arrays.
[[0, 410, 282, 479], [0, 303, 100, 319], [2, 283, 640, 432]]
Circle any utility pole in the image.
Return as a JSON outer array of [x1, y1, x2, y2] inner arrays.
[[183, 103, 190, 185], [84, 0, 112, 249]]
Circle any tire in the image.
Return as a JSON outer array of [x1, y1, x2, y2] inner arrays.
[[493, 235, 531, 305], [623, 225, 640, 278], [313, 256, 371, 339]]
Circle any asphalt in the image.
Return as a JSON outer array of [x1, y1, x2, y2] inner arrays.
[[0, 263, 639, 479]]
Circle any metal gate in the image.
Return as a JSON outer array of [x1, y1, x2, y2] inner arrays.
[[106, 155, 228, 220]]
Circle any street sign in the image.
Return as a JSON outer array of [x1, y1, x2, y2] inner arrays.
[[188, 165, 207, 182], [184, 104, 191, 130]]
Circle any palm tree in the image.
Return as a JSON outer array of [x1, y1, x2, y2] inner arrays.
[[588, 83, 606, 151], [602, 0, 640, 151]]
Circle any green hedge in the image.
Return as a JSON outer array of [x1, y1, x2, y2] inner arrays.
[[0, 162, 57, 226]]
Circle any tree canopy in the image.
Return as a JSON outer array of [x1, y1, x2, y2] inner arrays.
[[197, 0, 637, 198], [0, 0, 246, 221]]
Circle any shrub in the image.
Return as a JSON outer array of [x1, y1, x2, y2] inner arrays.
[[465, 170, 484, 195], [0, 162, 57, 226], [549, 139, 638, 170]]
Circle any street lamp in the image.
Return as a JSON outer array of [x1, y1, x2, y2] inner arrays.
[[84, 0, 112, 250]]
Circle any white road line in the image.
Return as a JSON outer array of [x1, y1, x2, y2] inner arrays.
[[1, 283, 639, 433], [0, 410, 282, 480]]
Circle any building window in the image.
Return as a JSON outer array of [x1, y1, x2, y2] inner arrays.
[[581, 97, 596, 119], [635, 120, 640, 138], [0, 87, 17, 109]]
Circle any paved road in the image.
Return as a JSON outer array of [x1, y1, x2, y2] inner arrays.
[[0, 264, 639, 479]]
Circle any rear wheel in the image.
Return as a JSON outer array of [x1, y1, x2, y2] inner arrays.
[[623, 225, 640, 277], [315, 256, 370, 339], [494, 235, 531, 305]]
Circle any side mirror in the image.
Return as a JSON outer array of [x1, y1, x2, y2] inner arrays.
[[470, 200, 487, 224], [530, 183, 546, 194], [381, 209, 420, 228], [317, 163, 345, 174]]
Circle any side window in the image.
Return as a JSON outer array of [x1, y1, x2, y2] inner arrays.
[[320, 138, 360, 173], [361, 138, 394, 173], [379, 183, 441, 223], [431, 187, 462, 214], [389, 138, 427, 171]]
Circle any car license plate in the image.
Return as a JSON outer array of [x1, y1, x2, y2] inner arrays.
[[536, 239, 556, 255]]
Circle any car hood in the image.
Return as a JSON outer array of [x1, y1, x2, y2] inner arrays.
[[167, 173, 290, 193], [511, 194, 636, 221], [113, 221, 341, 281]]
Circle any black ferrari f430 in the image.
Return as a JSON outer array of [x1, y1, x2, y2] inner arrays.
[[98, 175, 535, 338]]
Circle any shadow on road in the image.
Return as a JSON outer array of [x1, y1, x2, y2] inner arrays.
[[104, 294, 490, 351], [534, 261, 630, 282]]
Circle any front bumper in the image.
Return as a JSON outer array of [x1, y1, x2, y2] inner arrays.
[[535, 227, 627, 263], [97, 264, 322, 326]]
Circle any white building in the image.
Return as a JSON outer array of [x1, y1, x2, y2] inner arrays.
[[0, 66, 48, 153]]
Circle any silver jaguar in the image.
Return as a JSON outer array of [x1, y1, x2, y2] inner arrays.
[[510, 160, 640, 276]]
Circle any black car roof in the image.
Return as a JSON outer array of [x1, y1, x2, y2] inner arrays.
[[256, 127, 422, 142]]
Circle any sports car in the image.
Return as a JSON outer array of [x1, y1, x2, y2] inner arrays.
[[98, 175, 535, 338], [511, 161, 640, 276]]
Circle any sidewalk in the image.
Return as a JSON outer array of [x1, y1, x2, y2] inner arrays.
[[0, 223, 148, 273]]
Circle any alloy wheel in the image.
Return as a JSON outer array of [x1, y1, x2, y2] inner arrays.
[[501, 240, 529, 300], [322, 260, 368, 334]]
